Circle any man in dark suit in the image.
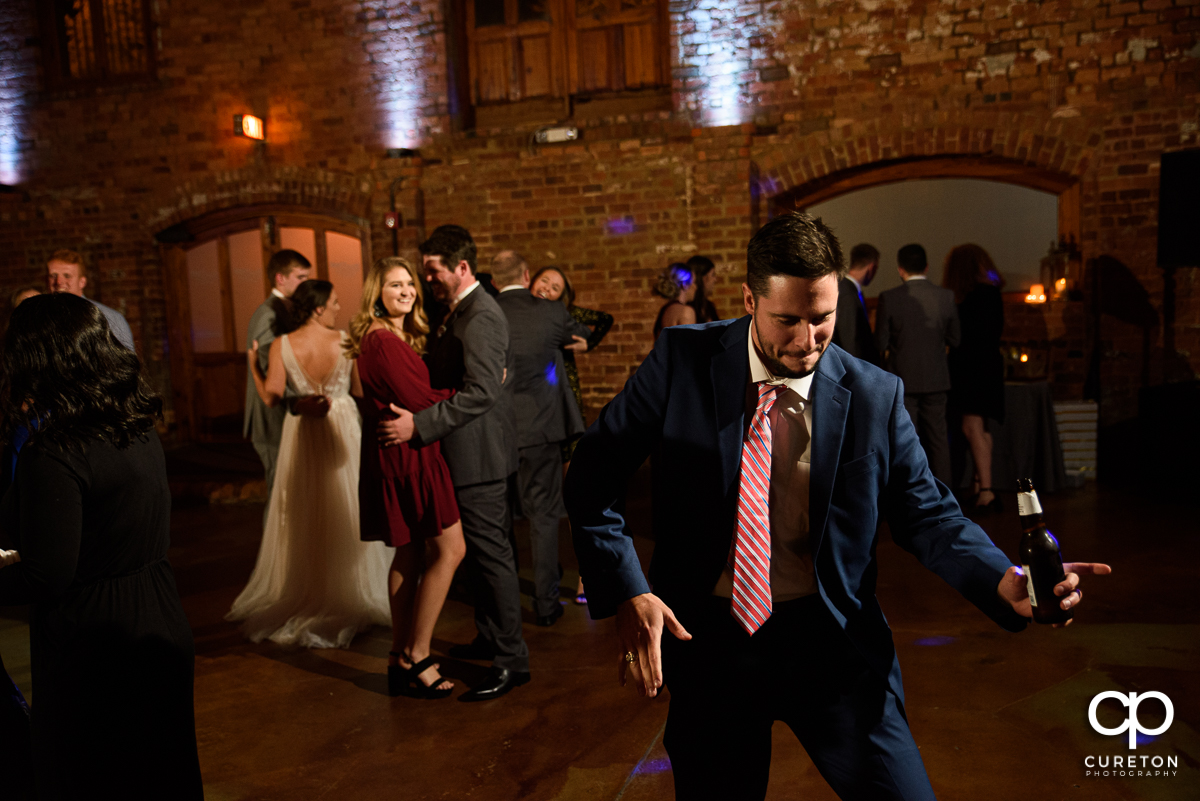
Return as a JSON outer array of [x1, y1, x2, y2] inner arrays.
[[831, 242, 880, 365], [874, 244, 960, 484], [492, 250, 592, 627], [381, 225, 529, 702], [243, 249, 314, 509], [564, 213, 1107, 800]]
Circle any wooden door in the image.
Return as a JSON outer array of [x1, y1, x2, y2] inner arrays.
[[161, 212, 371, 441]]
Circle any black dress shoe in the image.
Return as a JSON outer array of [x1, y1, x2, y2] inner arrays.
[[448, 639, 495, 661], [535, 604, 564, 627], [459, 667, 530, 702]]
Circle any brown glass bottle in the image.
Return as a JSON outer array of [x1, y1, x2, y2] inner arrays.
[[1016, 478, 1072, 624]]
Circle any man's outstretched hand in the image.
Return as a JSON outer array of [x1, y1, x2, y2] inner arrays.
[[616, 593, 692, 698], [998, 562, 1112, 627]]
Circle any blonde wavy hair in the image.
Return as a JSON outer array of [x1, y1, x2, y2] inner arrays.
[[344, 256, 429, 358]]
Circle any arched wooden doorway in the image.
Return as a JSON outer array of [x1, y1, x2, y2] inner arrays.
[[764, 154, 1081, 246], [157, 206, 372, 441]]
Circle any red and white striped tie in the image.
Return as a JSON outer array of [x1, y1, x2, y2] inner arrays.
[[730, 381, 784, 635]]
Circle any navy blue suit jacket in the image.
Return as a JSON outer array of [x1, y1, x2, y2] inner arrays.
[[564, 316, 1027, 704]]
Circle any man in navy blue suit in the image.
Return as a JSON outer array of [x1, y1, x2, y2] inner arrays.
[[564, 212, 1108, 800]]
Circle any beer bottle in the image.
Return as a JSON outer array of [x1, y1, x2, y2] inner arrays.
[[1016, 478, 1072, 624]]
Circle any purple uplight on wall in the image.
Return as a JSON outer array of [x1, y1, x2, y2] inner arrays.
[[914, 636, 957, 647], [633, 757, 672, 775], [606, 216, 636, 235]]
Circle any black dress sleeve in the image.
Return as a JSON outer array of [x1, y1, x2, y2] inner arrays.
[[0, 445, 85, 605], [572, 306, 614, 350]]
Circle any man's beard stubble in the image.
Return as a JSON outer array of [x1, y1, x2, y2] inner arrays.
[[752, 316, 827, 379]]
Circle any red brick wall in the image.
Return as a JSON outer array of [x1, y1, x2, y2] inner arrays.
[[0, 0, 1196, 435]]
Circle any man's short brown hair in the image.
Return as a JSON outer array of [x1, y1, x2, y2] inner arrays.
[[48, 249, 86, 276], [491, 250, 528, 289], [266, 249, 312, 283], [849, 243, 880, 269]]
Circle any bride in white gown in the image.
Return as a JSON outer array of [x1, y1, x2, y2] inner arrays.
[[227, 279, 393, 648]]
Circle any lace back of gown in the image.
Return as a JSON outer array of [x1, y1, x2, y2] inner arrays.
[[227, 333, 392, 649]]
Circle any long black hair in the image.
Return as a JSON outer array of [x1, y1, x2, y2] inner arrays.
[[273, 279, 333, 335], [0, 293, 161, 450]]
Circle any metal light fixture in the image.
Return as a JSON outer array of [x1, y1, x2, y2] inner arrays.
[[234, 114, 265, 140]]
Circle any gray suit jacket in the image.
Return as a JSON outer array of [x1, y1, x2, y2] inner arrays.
[[414, 284, 518, 486], [243, 296, 288, 444], [88, 298, 136, 352], [495, 288, 591, 448], [875, 277, 961, 394]]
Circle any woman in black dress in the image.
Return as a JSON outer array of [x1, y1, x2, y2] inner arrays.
[[652, 262, 697, 339], [686, 255, 721, 323], [0, 294, 203, 799], [943, 244, 1006, 513]]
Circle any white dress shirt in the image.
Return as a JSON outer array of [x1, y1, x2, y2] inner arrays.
[[714, 333, 817, 602], [451, 280, 480, 308]]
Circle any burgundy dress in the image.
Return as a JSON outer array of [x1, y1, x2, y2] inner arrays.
[[357, 329, 460, 546]]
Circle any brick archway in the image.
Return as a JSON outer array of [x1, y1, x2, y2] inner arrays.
[[751, 115, 1098, 244], [142, 165, 375, 237]]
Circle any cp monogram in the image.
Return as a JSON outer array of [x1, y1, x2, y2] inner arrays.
[[1088, 691, 1174, 749]]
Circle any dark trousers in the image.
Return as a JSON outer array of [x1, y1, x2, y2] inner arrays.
[[456, 479, 530, 673], [516, 442, 565, 617], [903, 391, 951, 485], [662, 596, 937, 801]]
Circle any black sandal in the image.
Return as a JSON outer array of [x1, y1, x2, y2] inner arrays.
[[405, 656, 454, 699]]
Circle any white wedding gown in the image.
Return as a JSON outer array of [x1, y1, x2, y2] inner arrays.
[[227, 333, 393, 648]]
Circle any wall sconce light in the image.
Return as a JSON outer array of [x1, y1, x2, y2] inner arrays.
[[1054, 277, 1067, 293], [1020, 353, 1029, 363], [1025, 283, 1047, 304], [383, 212, 401, 229], [234, 114, 265, 141]]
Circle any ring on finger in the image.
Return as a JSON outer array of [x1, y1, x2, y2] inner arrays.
[[623, 651, 636, 664]]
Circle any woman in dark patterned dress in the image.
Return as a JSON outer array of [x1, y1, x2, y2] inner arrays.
[[347, 257, 466, 698], [529, 265, 613, 604], [530, 266, 614, 428]]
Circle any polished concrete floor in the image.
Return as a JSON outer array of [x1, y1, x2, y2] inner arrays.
[[1, 473, 1196, 800]]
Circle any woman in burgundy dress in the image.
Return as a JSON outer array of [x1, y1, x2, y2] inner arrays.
[[346, 257, 465, 698]]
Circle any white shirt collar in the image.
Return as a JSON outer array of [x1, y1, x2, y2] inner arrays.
[[499, 284, 525, 293], [905, 274, 928, 282], [271, 288, 286, 300], [747, 329, 813, 401], [846, 274, 862, 293], [452, 279, 480, 307]]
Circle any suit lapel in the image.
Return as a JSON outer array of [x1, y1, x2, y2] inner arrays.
[[437, 283, 481, 341], [809, 347, 850, 558], [713, 316, 751, 493]]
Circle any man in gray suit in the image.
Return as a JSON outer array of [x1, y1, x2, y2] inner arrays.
[[382, 225, 529, 702], [47, 249, 136, 351], [875, 244, 961, 484], [492, 250, 591, 627], [244, 249, 313, 507], [832, 242, 881, 366]]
